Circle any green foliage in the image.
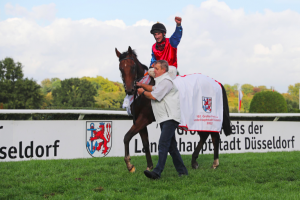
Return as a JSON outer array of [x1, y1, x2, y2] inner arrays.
[[0, 58, 44, 109], [52, 78, 97, 107], [95, 90, 125, 109], [242, 96, 251, 112], [223, 84, 232, 95], [288, 83, 300, 98], [241, 84, 254, 95], [82, 76, 120, 92], [81, 76, 125, 109], [41, 77, 61, 95], [224, 84, 239, 112], [249, 91, 287, 113], [231, 107, 238, 113], [286, 99, 299, 113]]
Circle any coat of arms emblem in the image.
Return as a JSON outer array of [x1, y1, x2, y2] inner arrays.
[[86, 121, 112, 157], [202, 97, 212, 113]]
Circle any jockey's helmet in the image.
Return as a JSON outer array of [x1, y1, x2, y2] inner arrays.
[[150, 22, 166, 34]]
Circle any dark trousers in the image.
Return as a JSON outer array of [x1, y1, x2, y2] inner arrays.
[[153, 120, 188, 177]]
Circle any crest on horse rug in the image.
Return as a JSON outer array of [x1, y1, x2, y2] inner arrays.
[[86, 121, 112, 157], [202, 97, 212, 113]]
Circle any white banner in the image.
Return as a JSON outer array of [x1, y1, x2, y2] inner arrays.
[[0, 120, 299, 162]]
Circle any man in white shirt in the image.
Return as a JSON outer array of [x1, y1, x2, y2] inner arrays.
[[137, 60, 188, 179]]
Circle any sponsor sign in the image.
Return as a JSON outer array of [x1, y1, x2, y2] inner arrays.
[[0, 120, 299, 162]]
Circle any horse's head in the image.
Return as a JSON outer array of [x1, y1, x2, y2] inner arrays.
[[115, 46, 138, 95]]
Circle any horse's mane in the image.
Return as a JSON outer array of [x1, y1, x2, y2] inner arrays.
[[119, 50, 149, 71]]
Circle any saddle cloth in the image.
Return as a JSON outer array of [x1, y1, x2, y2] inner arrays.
[[173, 73, 223, 132]]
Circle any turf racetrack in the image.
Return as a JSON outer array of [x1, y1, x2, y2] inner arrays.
[[0, 151, 299, 199]]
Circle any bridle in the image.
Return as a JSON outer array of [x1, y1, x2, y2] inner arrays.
[[119, 56, 144, 95], [119, 56, 145, 124]]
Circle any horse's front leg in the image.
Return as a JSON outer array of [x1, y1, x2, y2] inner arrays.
[[211, 132, 220, 169], [124, 116, 150, 173], [139, 127, 153, 171], [191, 132, 209, 169]]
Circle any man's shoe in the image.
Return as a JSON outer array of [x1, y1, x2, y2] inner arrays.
[[144, 170, 160, 180]]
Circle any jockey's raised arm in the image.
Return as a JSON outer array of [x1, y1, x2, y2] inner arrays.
[[148, 17, 183, 79]]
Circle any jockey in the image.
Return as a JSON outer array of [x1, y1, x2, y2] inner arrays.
[[148, 16, 182, 79]]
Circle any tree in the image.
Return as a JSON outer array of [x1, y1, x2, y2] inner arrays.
[[43, 92, 53, 108], [41, 78, 61, 95], [224, 84, 239, 112], [81, 76, 125, 109], [81, 76, 120, 92], [0, 58, 44, 109], [288, 83, 300, 102], [286, 99, 299, 113], [249, 91, 287, 113], [232, 83, 239, 91], [95, 90, 125, 109], [258, 85, 267, 91], [282, 92, 299, 113], [51, 78, 61, 90], [224, 84, 233, 96], [252, 87, 261, 94], [41, 78, 52, 95], [52, 78, 97, 107], [241, 84, 254, 95], [242, 96, 251, 112]]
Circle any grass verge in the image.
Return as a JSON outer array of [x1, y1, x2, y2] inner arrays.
[[0, 151, 299, 200]]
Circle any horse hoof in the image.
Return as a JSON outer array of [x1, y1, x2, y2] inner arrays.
[[129, 166, 136, 173], [211, 166, 218, 169], [211, 159, 219, 169], [192, 162, 199, 169], [211, 165, 219, 169], [146, 166, 153, 171]]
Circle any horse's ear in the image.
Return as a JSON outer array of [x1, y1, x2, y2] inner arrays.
[[128, 46, 133, 56], [115, 48, 121, 58]]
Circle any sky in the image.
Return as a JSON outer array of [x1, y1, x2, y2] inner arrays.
[[0, 0, 300, 93]]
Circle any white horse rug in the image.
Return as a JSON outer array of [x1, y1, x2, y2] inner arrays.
[[173, 73, 223, 132]]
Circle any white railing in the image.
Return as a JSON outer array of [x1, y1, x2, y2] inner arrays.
[[230, 113, 300, 121], [0, 109, 128, 120], [0, 109, 300, 121]]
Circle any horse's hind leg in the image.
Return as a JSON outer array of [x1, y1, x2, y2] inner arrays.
[[211, 132, 220, 169], [139, 127, 153, 170], [191, 132, 209, 169]]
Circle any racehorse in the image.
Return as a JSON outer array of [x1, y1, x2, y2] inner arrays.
[[115, 46, 232, 173]]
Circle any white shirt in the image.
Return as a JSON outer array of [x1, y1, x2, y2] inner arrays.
[[151, 79, 173, 101]]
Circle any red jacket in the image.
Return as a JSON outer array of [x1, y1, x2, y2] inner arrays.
[[152, 38, 178, 68]]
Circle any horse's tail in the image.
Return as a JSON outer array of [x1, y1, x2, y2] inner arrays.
[[221, 84, 232, 136]]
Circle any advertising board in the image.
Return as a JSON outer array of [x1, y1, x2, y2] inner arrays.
[[0, 120, 299, 162]]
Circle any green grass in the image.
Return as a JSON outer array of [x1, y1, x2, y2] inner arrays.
[[0, 151, 299, 200]]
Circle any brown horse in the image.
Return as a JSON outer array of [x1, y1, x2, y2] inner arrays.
[[115, 46, 232, 172]]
